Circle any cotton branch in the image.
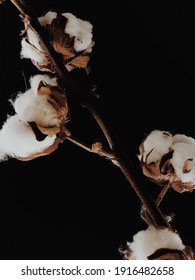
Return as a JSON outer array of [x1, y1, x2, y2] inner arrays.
[[9, 0, 170, 228]]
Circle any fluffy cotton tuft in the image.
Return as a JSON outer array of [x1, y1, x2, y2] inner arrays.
[[29, 73, 57, 92], [20, 38, 44, 62], [170, 142, 195, 183], [38, 11, 57, 27], [139, 130, 173, 164], [0, 115, 56, 161], [62, 12, 94, 52], [10, 74, 60, 128], [127, 226, 185, 260], [173, 133, 195, 145]]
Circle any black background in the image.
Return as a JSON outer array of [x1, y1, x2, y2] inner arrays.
[[0, 0, 195, 260]]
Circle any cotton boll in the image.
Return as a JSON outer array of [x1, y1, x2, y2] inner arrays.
[[139, 130, 173, 164], [11, 74, 61, 128], [62, 12, 94, 52], [20, 10, 94, 73], [0, 115, 57, 160], [127, 226, 185, 260], [13, 89, 59, 128], [0, 73, 69, 162], [138, 130, 195, 192]]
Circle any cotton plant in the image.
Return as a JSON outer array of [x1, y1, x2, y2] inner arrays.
[[121, 225, 195, 260], [1, 0, 195, 261], [138, 129, 195, 192], [0, 74, 70, 161], [20, 10, 95, 73]]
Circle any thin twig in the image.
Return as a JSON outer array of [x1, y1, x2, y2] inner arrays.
[[67, 136, 116, 160], [156, 184, 170, 206]]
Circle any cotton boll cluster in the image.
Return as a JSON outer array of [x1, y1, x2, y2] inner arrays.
[[138, 130, 195, 192], [121, 225, 195, 260], [0, 74, 70, 161], [20, 11, 94, 73]]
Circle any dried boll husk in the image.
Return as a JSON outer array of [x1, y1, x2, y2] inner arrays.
[[147, 246, 195, 260]]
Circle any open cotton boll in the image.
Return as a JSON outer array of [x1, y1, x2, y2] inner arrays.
[[139, 130, 173, 164], [170, 142, 195, 184], [10, 74, 60, 128], [0, 115, 57, 161], [62, 12, 94, 52], [127, 225, 185, 260], [20, 10, 94, 73], [38, 11, 94, 52], [138, 129, 195, 192]]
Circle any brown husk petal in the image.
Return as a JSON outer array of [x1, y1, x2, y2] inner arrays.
[[46, 14, 91, 72], [37, 80, 70, 126], [148, 246, 195, 260], [15, 136, 63, 161]]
